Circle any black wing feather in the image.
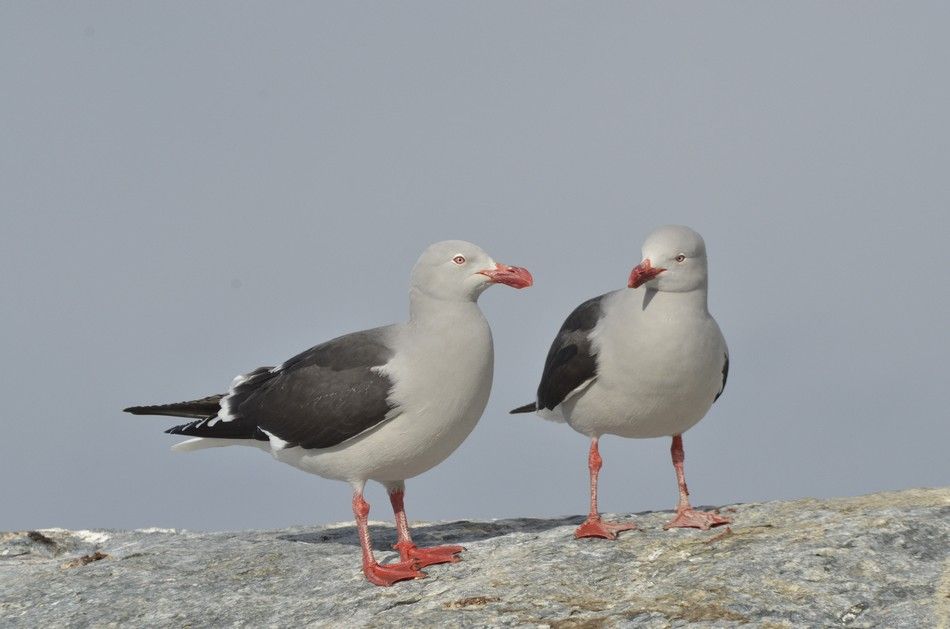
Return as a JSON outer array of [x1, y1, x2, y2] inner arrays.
[[221, 328, 396, 449], [511, 294, 607, 413], [124, 395, 224, 419], [714, 353, 729, 402], [165, 416, 270, 442], [509, 402, 537, 414]]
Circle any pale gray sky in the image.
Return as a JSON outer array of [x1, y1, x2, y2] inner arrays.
[[2, 2, 948, 531]]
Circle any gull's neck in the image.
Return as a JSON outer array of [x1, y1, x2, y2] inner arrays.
[[408, 287, 484, 327], [624, 284, 709, 316]]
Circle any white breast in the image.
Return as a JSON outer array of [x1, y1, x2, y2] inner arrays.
[[564, 289, 726, 439]]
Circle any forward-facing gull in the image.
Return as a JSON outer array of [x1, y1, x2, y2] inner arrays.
[[126, 240, 532, 585], [512, 226, 729, 537]]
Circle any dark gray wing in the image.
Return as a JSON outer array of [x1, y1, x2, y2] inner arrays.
[[221, 327, 397, 449], [529, 294, 607, 412], [714, 353, 729, 402], [126, 327, 397, 449]]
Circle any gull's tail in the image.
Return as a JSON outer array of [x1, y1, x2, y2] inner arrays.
[[123, 394, 268, 449], [123, 395, 224, 419], [509, 402, 538, 414]]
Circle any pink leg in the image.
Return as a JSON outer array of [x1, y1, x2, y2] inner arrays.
[[352, 490, 426, 586], [389, 486, 464, 568], [664, 434, 730, 530], [574, 438, 637, 540]]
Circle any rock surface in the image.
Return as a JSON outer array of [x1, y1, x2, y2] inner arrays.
[[3, 488, 948, 628]]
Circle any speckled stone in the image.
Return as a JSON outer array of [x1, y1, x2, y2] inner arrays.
[[2, 488, 948, 628]]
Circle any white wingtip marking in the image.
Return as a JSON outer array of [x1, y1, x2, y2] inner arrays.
[[260, 429, 289, 451], [216, 373, 249, 423], [172, 437, 270, 452], [171, 438, 217, 452]]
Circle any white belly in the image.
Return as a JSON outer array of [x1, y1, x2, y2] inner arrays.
[[564, 305, 726, 439], [272, 404, 485, 483]]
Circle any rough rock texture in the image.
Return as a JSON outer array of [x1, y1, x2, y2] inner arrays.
[[3, 488, 948, 628]]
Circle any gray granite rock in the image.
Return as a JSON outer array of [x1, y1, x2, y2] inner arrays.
[[3, 488, 948, 628]]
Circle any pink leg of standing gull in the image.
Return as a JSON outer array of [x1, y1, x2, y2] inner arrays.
[[352, 490, 426, 586], [388, 485, 464, 567], [664, 434, 731, 530], [574, 438, 637, 540]]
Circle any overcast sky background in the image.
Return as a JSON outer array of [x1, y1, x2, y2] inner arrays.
[[2, 3, 948, 532]]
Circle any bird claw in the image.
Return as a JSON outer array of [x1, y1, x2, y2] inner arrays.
[[574, 517, 637, 540], [664, 508, 731, 531], [394, 541, 464, 568], [363, 559, 427, 587]]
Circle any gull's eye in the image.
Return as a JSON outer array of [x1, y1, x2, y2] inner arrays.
[[452, 255, 466, 265], [675, 254, 686, 263]]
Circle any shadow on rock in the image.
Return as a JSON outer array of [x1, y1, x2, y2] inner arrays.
[[278, 515, 585, 552]]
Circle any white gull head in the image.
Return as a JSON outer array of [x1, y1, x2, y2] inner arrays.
[[409, 239, 533, 302], [628, 225, 708, 293]]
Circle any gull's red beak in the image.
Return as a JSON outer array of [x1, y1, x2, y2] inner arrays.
[[628, 259, 665, 288], [478, 263, 533, 289]]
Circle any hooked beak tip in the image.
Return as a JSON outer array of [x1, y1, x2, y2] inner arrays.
[[628, 259, 665, 288], [480, 263, 533, 289]]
